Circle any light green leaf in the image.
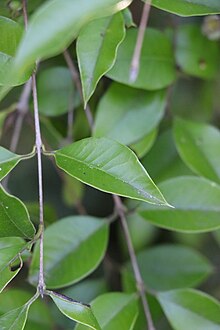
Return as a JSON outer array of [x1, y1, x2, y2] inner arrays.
[[75, 292, 138, 330], [55, 137, 169, 205], [123, 245, 212, 292], [158, 289, 220, 330], [0, 185, 35, 238], [122, 8, 136, 28], [0, 289, 53, 330], [93, 83, 165, 145], [139, 176, 220, 232], [0, 237, 26, 292], [149, 0, 220, 16], [107, 28, 176, 90], [0, 16, 30, 86], [0, 147, 22, 181], [38, 67, 76, 117], [174, 118, 220, 183], [130, 129, 158, 159], [48, 291, 101, 330], [13, 0, 132, 76], [0, 293, 38, 330], [77, 13, 125, 107], [175, 24, 220, 79], [29, 216, 108, 288]]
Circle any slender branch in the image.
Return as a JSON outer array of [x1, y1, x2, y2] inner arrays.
[[22, 0, 28, 29], [32, 73, 45, 297], [113, 195, 155, 330], [63, 50, 94, 129], [129, 0, 152, 82], [67, 48, 155, 327]]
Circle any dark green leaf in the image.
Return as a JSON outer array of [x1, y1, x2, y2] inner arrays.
[[0, 265, 22, 294], [107, 28, 176, 90], [0, 185, 35, 238], [158, 289, 220, 329], [29, 216, 109, 288], [93, 83, 165, 145], [123, 245, 212, 292], [13, 0, 132, 76], [77, 13, 125, 106], [130, 129, 157, 159], [139, 176, 220, 232], [0, 147, 22, 181], [55, 137, 169, 205], [48, 291, 101, 330], [75, 292, 138, 330], [174, 118, 220, 183], [38, 67, 76, 116], [176, 24, 220, 79], [150, 0, 220, 16]]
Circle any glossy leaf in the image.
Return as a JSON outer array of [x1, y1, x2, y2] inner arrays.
[[107, 28, 176, 90], [75, 292, 138, 330], [29, 216, 109, 288], [38, 67, 75, 116], [123, 245, 212, 292], [94, 83, 165, 145], [150, 0, 220, 16], [77, 13, 125, 106], [0, 16, 30, 86], [175, 24, 220, 79], [13, 0, 132, 75], [0, 237, 26, 292], [48, 291, 101, 330], [55, 137, 169, 205], [139, 176, 220, 232], [158, 289, 220, 330], [0, 289, 53, 330], [0, 185, 35, 238], [174, 118, 220, 183], [0, 147, 22, 181]]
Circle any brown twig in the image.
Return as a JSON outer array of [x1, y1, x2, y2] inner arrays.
[[130, 0, 152, 82]]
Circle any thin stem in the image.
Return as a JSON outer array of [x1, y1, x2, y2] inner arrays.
[[32, 73, 45, 297], [113, 195, 155, 330], [129, 0, 152, 82], [22, 0, 28, 30], [63, 50, 94, 129]]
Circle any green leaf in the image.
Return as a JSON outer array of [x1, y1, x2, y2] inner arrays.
[[13, 0, 132, 76], [139, 176, 220, 232], [150, 0, 220, 16], [48, 291, 101, 330], [29, 216, 109, 288], [158, 289, 220, 330], [0, 293, 38, 330], [0, 237, 26, 292], [0, 289, 53, 330], [77, 13, 125, 107], [0, 147, 22, 181], [55, 137, 169, 205], [175, 24, 220, 79], [123, 245, 212, 292], [107, 28, 176, 90], [130, 129, 158, 159], [93, 83, 165, 145], [38, 67, 76, 117], [0, 16, 30, 86], [174, 118, 220, 183], [0, 185, 35, 238], [75, 292, 138, 330]]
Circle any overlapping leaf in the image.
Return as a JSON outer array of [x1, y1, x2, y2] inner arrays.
[[29, 216, 109, 288], [0, 147, 22, 181], [139, 176, 220, 232], [55, 137, 169, 205]]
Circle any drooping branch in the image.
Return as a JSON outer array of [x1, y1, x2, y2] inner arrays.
[[130, 0, 152, 82]]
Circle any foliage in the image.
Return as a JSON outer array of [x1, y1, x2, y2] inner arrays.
[[0, 0, 220, 329]]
